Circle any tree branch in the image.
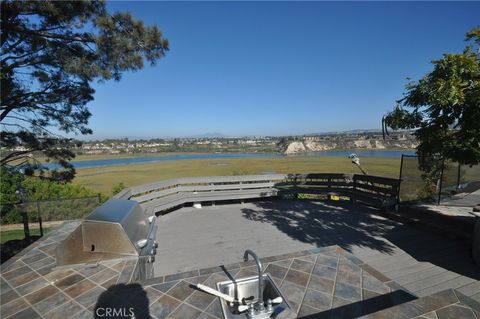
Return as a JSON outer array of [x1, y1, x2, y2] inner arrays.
[[1, 149, 38, 165], [5, 24, 94, 43]]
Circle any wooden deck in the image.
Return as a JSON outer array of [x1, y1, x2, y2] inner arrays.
[[349, 227, 480, 301], [153, 199, 480, 302]]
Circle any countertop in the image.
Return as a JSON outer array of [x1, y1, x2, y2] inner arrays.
[[132, 245, 414, 318]]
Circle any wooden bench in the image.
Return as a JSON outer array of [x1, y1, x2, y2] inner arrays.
[[278, 173, 399, 210], [117, 173, 400, 215], [124, 175, 285, 215], [352, 174, 400, 210]]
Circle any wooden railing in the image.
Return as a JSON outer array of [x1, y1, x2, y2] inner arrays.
[[113, 173, 400, 215]]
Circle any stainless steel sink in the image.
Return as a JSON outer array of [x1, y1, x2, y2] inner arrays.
[[216, 273, 293, 319]]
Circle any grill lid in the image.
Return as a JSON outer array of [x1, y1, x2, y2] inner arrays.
[[83, 199, 149, 254], [56, 199, 155, 266]]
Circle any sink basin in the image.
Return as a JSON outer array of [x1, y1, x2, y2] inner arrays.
[[216, 273, 293, 319]]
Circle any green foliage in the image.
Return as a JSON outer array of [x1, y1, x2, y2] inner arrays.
[[1, 228, 51, 244], [112, 182, 126, 196], [1, 166, 98, 224], [0, 0, 169, 181], [385, 27, 480, 177], [0, 166, 24, 204], [276, 137, 290, 152], [231, 169, 250, 176], [1, 194, 100, 225], [22, 177, 97, 201]]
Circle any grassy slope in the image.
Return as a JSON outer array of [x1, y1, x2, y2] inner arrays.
[[73, 156, 401, 195], [0, 228, 50, 244], [36, 152, 203, 163]]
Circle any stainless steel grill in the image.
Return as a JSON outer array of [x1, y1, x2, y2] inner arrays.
[[56, 199, 157, 271]]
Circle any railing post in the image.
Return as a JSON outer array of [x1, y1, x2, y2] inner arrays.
[[97, 193, 102, 203], [37, 201, 43, 237], [17, 187, 30, 242], [351, 175, 356, 204], [456, 164, 461, 189], [397, 154, 404, 203], [21, 202, 30, 242], [437, 159, 445, 205]]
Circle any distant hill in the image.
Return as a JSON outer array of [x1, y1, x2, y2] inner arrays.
[[282, 133, 417, 154], [307, 129, 382, 136], [187, 133, 230, 138]]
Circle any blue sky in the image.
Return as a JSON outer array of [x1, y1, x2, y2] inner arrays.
[[85, 1, 479, 139]]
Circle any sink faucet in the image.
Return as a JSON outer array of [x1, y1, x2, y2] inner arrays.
[[243, 250, 264, 310]]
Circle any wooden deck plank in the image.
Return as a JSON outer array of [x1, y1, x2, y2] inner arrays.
[[414, 275, 477, 297], [352, 232, 460, 261], [371, 258, 422, 273], [393, 266, 449, 286], [362, 251, 413, 264], [385, 263, 437, 280], [456, 281, 480, 296], [370, 240, 466, 264], [398, 241, 468, 260], [366, 245, 466, 270], [395, 248, 473, 273], [470, 292, 480, 303], [403, 271, 462, 292], [385, 263, 434, 279]]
